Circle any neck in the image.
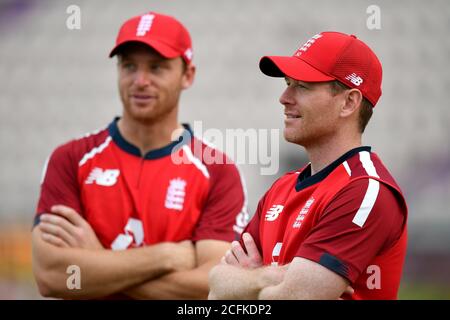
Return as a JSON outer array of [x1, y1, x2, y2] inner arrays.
[[118, 113, 183, 156], [306, 131, 362, 175]]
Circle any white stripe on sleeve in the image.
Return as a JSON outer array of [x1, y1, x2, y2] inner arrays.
[[352, 178, 380, 227], [352, 151, 381, 227]]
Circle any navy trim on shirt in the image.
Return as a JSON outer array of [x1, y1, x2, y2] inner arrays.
[[318, 252, 350, 280], [33, 215, 41, 227], [108, 117, 193, 160], [295, 146, 371, 192]]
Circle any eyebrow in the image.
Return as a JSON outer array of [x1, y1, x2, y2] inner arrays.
[[119, 54, 166, 64], [285, 77, 308, 86]]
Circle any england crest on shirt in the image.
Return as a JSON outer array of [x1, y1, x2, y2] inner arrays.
[[165, 178, 187, 211]]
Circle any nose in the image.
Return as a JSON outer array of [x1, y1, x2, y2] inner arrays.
[[279, 86, 295, 106], [134, 70, 151, 88]]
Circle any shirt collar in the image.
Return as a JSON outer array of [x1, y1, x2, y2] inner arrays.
[[108, 117, 193, 160], [295, 146, 372, 192]]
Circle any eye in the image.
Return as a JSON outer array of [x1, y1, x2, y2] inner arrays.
[[122, 62, 136, 72], [150, 64, 162, 72]]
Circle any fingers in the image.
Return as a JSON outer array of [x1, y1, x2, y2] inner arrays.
[[51, 205, 83, 227], [39, 220, 77, 247], [242, 233, 262, 258], [345, 286, 355, 295], [40, 213, 78, 237], [40, 229, 70, 248], [230, 241, 249, 265], [224, 249, 239, 266], [40, 209, 104, 250]]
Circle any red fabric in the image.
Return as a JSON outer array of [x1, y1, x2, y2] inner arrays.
[[110, 11, 193, 63], [259, 31, 382, 106], [36, 121, 246, 249], [243, 148, 407, 299]]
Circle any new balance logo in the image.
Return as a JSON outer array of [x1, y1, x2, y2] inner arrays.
[[85, 168, 120, 186], [265, 205, 284, 222], [184, 48, 193, 61], [345, 73, 364, 86], [165, 178, 186, 211], [136, 14, 155, 36], [294, 34, 323, 56]]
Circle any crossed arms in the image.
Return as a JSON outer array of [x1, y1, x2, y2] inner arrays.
[[32, 205, 230, 299], [208, 233, 351, 300]]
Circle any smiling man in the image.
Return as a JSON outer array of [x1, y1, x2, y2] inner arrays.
[[209, 32, 408, 300], [32, 11, 248, 299]]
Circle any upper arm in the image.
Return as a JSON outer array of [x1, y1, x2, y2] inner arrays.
[[35, 142, 82, 226], [296, 179, 406, 283], [261, 257, 348, 300]]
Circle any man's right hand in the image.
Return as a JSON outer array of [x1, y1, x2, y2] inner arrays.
[[223, 232, 263, 269]]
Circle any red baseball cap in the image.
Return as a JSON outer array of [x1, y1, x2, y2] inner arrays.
[[259, 31, 382, 106], [109, 12, 193, 64]]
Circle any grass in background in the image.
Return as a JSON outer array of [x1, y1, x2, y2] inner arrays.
[[399, 282, 450, 300]]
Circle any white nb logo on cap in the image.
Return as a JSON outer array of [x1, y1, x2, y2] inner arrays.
[[184, 48, 193, 61], [136, 14, 155, 36], [345, 73, 364, 86]]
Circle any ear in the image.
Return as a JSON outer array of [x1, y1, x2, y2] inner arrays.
[[340, 88, 363, 118], [181, 63, 196, 90]]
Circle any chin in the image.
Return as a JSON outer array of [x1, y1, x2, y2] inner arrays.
[[284, 130, 307, 146]]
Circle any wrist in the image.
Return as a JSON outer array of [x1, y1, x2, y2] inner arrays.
[[257, 265, 285, 290]]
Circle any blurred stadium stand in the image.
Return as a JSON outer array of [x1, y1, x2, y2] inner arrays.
[[0, 0, 449, 299]]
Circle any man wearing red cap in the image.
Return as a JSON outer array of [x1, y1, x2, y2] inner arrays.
[[209, 32, 407, 300], [32, 12, 248, 299]]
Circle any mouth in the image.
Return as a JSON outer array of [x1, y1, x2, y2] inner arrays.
[[131, 94, 156, 103], [284, 112, 301, 119]]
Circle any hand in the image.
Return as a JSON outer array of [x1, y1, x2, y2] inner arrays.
[[223, 233, 263, 269], [339, 286, 355, 300], [38, 205, 104, 250]]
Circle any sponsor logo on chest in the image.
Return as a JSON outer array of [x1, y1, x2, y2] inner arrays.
[[265, 204, 284, 222], [292, 197, 315, 228], [85, 167, 120, 186]]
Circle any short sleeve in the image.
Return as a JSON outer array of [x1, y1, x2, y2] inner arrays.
[[296, 178, 406, 283], [191, 162, 248, 242], [35, 141, 83, 226]]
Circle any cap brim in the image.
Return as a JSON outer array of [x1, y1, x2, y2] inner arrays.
[[109, 38, 180, 58], [259, 56, 335, 82]]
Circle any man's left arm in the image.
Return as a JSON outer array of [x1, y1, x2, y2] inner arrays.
[[208, 233, 346, 300], [259, 257, 348, 299]]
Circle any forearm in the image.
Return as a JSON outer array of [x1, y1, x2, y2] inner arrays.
[[32, 228, 173, 299], [208, 264, 285, 300], [125, 262, 213, 300], [260, 257, 349, 300]]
